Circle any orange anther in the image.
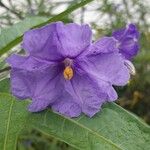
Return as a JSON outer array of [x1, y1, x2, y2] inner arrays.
[[63, 66, 73, 80]]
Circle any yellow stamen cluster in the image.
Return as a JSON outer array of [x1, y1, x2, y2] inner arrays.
[[63, 66, 73, 80]]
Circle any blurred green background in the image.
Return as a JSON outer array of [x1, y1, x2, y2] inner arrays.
[[0, 0, 150, 149]]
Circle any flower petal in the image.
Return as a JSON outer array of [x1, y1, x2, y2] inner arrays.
[[77, 53, 130, 86], [22, 22, 63, 61], [86, 37, 118, 55], [107, 86, 118, 101], [112, 24, 140, 59], [112, 28, 126, 40], [56, 22, 92, 57], [119, 37, 139, 60], [6, 54, 52, 71], [28, 97, 51, 112], [52, 92, 81, 118], [22, 22, 92, 60], [10, 65, 64, 112], [10, 68, 32, 99], [112, 24, 139, 40], [64, 74, 108, 117]]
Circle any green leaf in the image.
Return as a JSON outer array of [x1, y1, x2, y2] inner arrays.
[[29, 103, 150, 150], [0, 78, 10, 93], [0, 93, 150, 150], [0, 17, 48, 56], [0, 93, 29, 150], [0, 0, 94, 56]]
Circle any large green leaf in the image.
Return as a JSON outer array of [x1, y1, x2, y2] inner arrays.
[[0, 17, 48, 56], [0, 0, 94, 56], [29, 104, 150, 150], [0, 93, 29, 150], [0, 93, 150, 150]]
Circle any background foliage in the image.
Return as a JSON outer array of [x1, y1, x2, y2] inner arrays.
[[0, 0, 150, 149]]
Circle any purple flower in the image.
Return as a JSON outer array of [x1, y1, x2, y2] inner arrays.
[[112, 24, 140, 75], [7, 22, 133, 118], [112, 23, 140, 60]]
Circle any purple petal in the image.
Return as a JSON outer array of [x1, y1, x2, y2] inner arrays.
[[119, 37, 139, 60], [28, 97, 52, 112], [127, 24, 140, 39], [10, 65, 64, 112], [56, 22, 92, 57], [86, 37, 119, 55], [10, 68, 32, 99], [77, 53, 130, 86], [107, 86, 118, 101], [52, 92, 81, 118], [112, 28, 126, 41], [6, 54, 52, 71], [112, 24, 140, 59], [112, 24, 139, 40], [64, 74, 108, 117], [22, 22, 63, 61], [22, 22, 92, 60]]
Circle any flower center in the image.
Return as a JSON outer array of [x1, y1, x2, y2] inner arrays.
[[63, 58, 74, 80], [63, 66, 73, 80]]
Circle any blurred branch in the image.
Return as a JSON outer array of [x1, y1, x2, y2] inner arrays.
[[0, 1, 23, 19], [122, 0, 131, 20], [0, 66, 11, 73], [27, 0, 35, 15], [80, 7, 85, 23]]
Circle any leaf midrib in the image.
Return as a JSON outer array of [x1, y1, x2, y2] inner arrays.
[[3, 98, 14, 150], [33, 110, 123, 150], [61, 113, 123, 150]]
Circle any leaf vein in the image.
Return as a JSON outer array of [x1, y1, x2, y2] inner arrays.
[[3, 97, 14, 150]]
